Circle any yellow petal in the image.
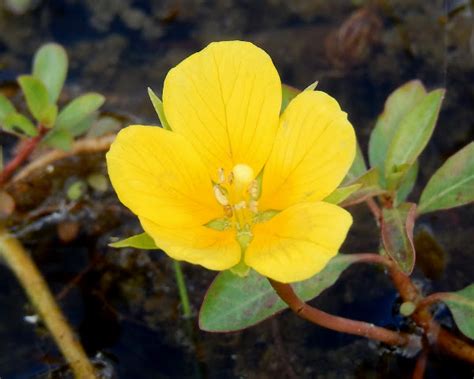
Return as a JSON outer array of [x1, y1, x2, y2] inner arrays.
[[245, 202, 352, 283], [259, 91, 356, 211], [163, 41, 281, 181], [140, 217, 241, 270], [106, 125, 221, 228]]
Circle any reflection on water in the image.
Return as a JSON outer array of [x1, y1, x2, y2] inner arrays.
[[0, 0, 473, 378]]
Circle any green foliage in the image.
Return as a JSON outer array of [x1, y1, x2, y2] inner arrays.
[[443, 284, 474, 340], [199, 254, 362, 332], [148, 87, 171, 130], [0, 42, 104, 151], [324, 183, 362, 205], [109, 232, 158, 249], [33, 43, 68, 103], [381, 203, 416, 274], [281, 84, 299, 113], [419, 142, 474, 214]]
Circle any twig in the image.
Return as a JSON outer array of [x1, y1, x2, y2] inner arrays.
[[412, 350, 428, 379], [0, 226, 96, 378], [269, 278, 413, 347]]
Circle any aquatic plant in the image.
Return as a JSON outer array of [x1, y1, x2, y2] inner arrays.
[[0, 43, 105, 378], [108, 40, 474, 375]]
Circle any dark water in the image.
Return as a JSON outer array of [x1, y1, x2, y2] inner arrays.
[[0, 0, 473, 378]]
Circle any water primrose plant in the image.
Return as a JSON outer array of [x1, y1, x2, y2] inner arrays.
[[0, 43, 105, 378], [108, 40, 474, 373]]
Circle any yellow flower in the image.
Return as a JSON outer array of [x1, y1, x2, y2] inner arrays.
[[106, 41, 356, 283]]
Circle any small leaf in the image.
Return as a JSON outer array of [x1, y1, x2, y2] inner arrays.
[[109, 232, 158, 249], [87, 173, 108, 192], [396, 160, 419, 205], [42, 129, 73, 150], [41, 103, 58, 128], [17, 75, 50, 122], [3, 112, 38, 136], [199, 254, 364, 332], [0, 94, 15, 121], [442, 284, 474, 340], [304, 81, 318, 91], [381, 202, 417, 274], [33, 43, 68, 103], [66, 181, 86, 201], [148, 87, 171, 130], [385, 89, 445, 178], [56, 93, 105, 132], [369, 80, 427, 183], [400, 301, 416, 316], [324, 183, 362, 204], [281, 84, 299, 113], [418, 142, 474, 214], [340, 168, 386, 206]]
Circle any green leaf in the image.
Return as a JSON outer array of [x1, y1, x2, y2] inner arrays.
[[395, 160, 419, 205], [199, 254, 364, 332], [443, 284, 474, 340], [56, 93, 105, 133], [109, 232, 158, 249], [41, 103, 58, 128], [324, 183, 362, 204], [340, 168, 386, 206], [42, 129, 73, 150], [385, 89, 445, 178], [381, 202, 417, 274], [281, 84, 299, 113], [3, 112, 38, 137], [17, 75, 50, 122], [0, 94, 15, 121], [33, 43, 68, 103], [343, 141, 367, 184], [66, 180, 86, 201], [148, 87, 171, 130], [369, 80, 427, 183], [418, 142, 474, 214]]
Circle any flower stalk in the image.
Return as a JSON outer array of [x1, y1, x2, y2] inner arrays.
[[0, 226, 96, 378], [172, 260, 192, 318]]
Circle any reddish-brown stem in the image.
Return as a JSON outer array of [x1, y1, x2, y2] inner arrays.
[[412, 350, 428, 379], [389, 269, 474, 364], [0, 125, 47, 186], [366, 197, 382, 223], [269, 279, 413, 347], [415, 292, 450, 313]]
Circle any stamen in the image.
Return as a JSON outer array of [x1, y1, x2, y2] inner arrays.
[[213, 185, 229, 206], [248, 180, 259, 200], [249, 200, 258, 213], [217, 168, 226, 184]]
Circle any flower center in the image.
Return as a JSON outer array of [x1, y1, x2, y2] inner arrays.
[[213, 164, 259, 232]]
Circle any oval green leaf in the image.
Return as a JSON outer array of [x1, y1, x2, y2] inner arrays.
[[42, 129, 73, 151], [56, 93, 105, 133], [443, 284, 474, 340], [199, 254, 365, 332], [3, 112, 38, 137], [0, 94, 15, 122], [385, 89, 445, 178], [381, 202, 417, 274], [33, 43, 68, 103], [17, 75, 50, 122], [109, 232, 158, 250], [418, 142, 474, 214], [369, 80, 427, 183]]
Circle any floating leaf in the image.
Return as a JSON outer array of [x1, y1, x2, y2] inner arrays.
[[109, 232, 158, 249], [0, 94, 15, 121], [324, 183, 362, 204], [418, 142, 474, 214], [3, 112, 38, 137], [148, 87, 171, 130], [42, 129, 73, 150], [199, 254, 364, 332], [369, 80, 426, 183], [281, 84, 299, 113], [385, 89, 445, 178], [56, 93, 105, 132], [17, 75, 50, 122], [33, 43, 68, 103], [443, 284, 474, 340], [381, 203, 417, 274]]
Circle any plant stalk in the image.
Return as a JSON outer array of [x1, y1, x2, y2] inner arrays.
[[269, 278, 413, 347], [172, 259, 192, 318], [0, 226, 97, 378]]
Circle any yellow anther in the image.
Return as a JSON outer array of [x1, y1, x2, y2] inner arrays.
[[248, 180, 259, 199], [232, 164, 254, 186], [217, 168, 226, 184], [213, 185, 229, 206]]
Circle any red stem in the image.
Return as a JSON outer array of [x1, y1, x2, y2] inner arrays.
[[0, 125, 47, 186], [412, 350, 428, 379], [269, 278, 412, 347]]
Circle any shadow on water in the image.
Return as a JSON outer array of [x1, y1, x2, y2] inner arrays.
[[0, 0, 473, 377]]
